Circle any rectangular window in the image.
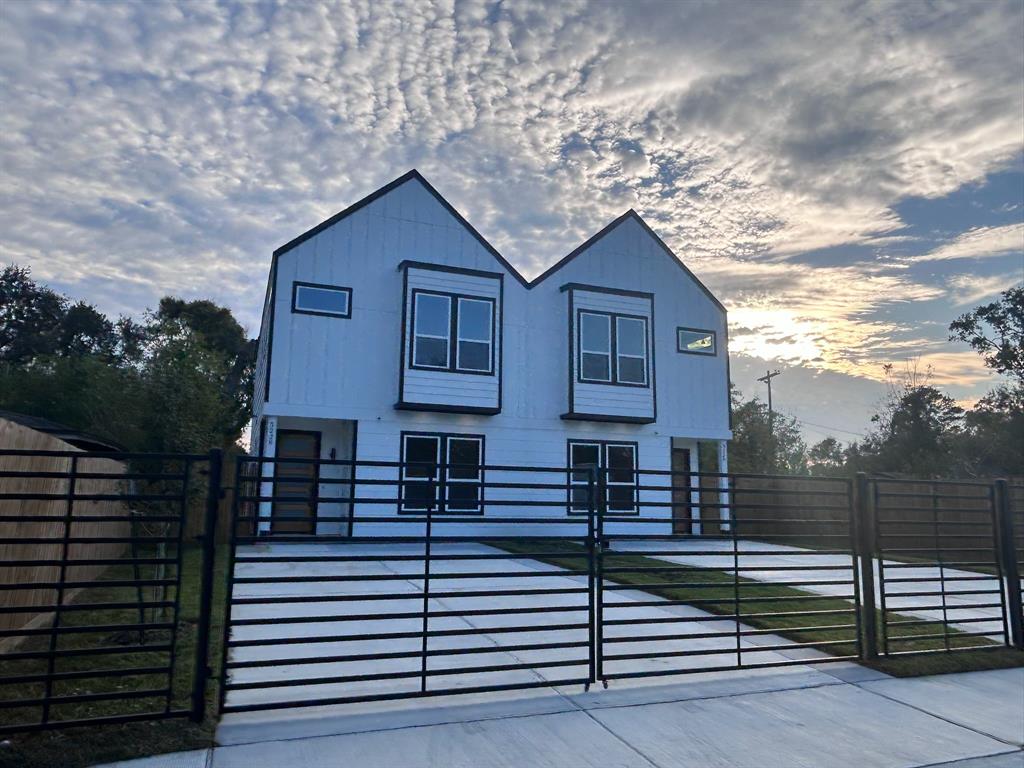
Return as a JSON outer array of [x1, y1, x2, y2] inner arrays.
[[401, 435, 440, 511], [410, 290, 495, 374], [292, 282, 352, 318], [445, 436, 482, 511], [677, 327, 716, 355], [413, 292, 451, 369], [569, 442, 601, 512], [567, 440, 638, 514], [579, 312, 612, 382], [456, 298, 493, 372], [578, 310, 649, 386], [401, 432, 484, 514], [616, 317, 648, 385]]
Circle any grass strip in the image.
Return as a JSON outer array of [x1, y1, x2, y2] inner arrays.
[[0, 545, 227, 768], [491, 539, 1024, 678]]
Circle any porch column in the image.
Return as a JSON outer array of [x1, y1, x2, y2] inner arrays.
[[258, 416, 277, 535], [717, 440, 731, 531], [689, 446, 702, 535]]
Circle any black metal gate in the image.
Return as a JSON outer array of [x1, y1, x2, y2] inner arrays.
[[871, 478, 1011, 655], [219, 456, 595, 714], [594, 469, 862, 684], [0, 448, 220, 734]]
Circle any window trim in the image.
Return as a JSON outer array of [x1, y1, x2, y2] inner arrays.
[[576, 309, 650, 388], [399, 431, 485, 515], [566, 439, 639, 516], [409, 289, 496, 376], [676, 326, 717, 356], [291, 281, 352, 318]]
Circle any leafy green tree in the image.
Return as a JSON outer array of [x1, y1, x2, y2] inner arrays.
[[0, 265, 255, 452], [949, 284, 1023, 382], [728, 387, 808, 474], [807, 437, 845, 476]]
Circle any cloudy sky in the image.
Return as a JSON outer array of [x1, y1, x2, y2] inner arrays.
[[2, 0, 1023, 444]]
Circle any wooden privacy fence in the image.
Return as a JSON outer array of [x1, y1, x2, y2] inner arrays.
[[0, 419, 129, 648], [721, 473, 1022, 556]]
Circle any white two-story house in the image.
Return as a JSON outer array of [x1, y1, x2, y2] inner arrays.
[[250, 170, 731, 537]]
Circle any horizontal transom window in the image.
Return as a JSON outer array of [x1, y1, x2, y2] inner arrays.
[[677, 327, 716, 355], [411, 290, 495, 374], [578, 310, 649, 386], [292, 282, 352, 318]]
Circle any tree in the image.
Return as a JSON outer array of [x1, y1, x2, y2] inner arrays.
[[807, 437, 845, 476], [949, 284, 1023, 382], [0, 264, 66, 363], [0, 265, 256, 452], [728, 387, 808, 474]]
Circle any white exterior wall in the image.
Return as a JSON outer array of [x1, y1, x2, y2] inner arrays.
[[255, 174, 729, 537]]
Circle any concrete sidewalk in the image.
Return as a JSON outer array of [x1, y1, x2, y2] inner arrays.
[[95, 666, 1024, 768]]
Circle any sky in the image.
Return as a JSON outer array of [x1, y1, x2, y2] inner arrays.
[[1, 0, 1023, 445]]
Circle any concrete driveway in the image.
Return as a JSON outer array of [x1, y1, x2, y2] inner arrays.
[[94, 541, 1024, 768], [611, 539, 1011, 639], [223, 541, 826, 717]]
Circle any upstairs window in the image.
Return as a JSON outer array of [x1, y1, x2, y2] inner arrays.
[[677, 327, 716, 355], [578, 310, 649, 386], [292, 282, 352, 318], [411, 290, 494, 374]]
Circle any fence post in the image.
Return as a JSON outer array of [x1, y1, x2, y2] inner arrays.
[[855, 472, 879, 660], [994, 479, 1023, 650], [595, 467, 607, 687], [190, 448, 222, 723]]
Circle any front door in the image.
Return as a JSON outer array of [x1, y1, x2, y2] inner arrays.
[[671, 447, 692, 534], [273, 430, 320, 534]]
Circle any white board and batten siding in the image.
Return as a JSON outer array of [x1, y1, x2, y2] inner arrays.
[[252, 171, 732, 537], [568, 287, 654, 422], [400, 265, 501, 411]]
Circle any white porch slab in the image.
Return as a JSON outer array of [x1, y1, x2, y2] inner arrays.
[[859, 668, 1024, 746], [589, 682, 1013, 768]]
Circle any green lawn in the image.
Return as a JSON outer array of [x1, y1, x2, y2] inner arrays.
[[0, 545, 227, 768], [491, 539, 1024, 678]]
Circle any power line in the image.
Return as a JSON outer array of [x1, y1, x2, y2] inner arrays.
[[791, 417, 867, 439]]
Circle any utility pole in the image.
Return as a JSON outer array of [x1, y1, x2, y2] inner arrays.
[[757, 369, 782, 422], [757, 370, 781, 471]]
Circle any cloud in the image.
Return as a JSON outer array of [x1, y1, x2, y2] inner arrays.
[[0, 0, 1022, 394], [947, 273, 1022, 306], [913, 223, 1024, 262]]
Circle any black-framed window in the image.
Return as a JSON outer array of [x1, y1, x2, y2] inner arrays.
[[400, 432, 484, 514], [578, 310, 649, 386], [292, 282, 352, 318], [410, 289, 495, 374], [567, 440, 638, 514], [677, 327, 716, 355]]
